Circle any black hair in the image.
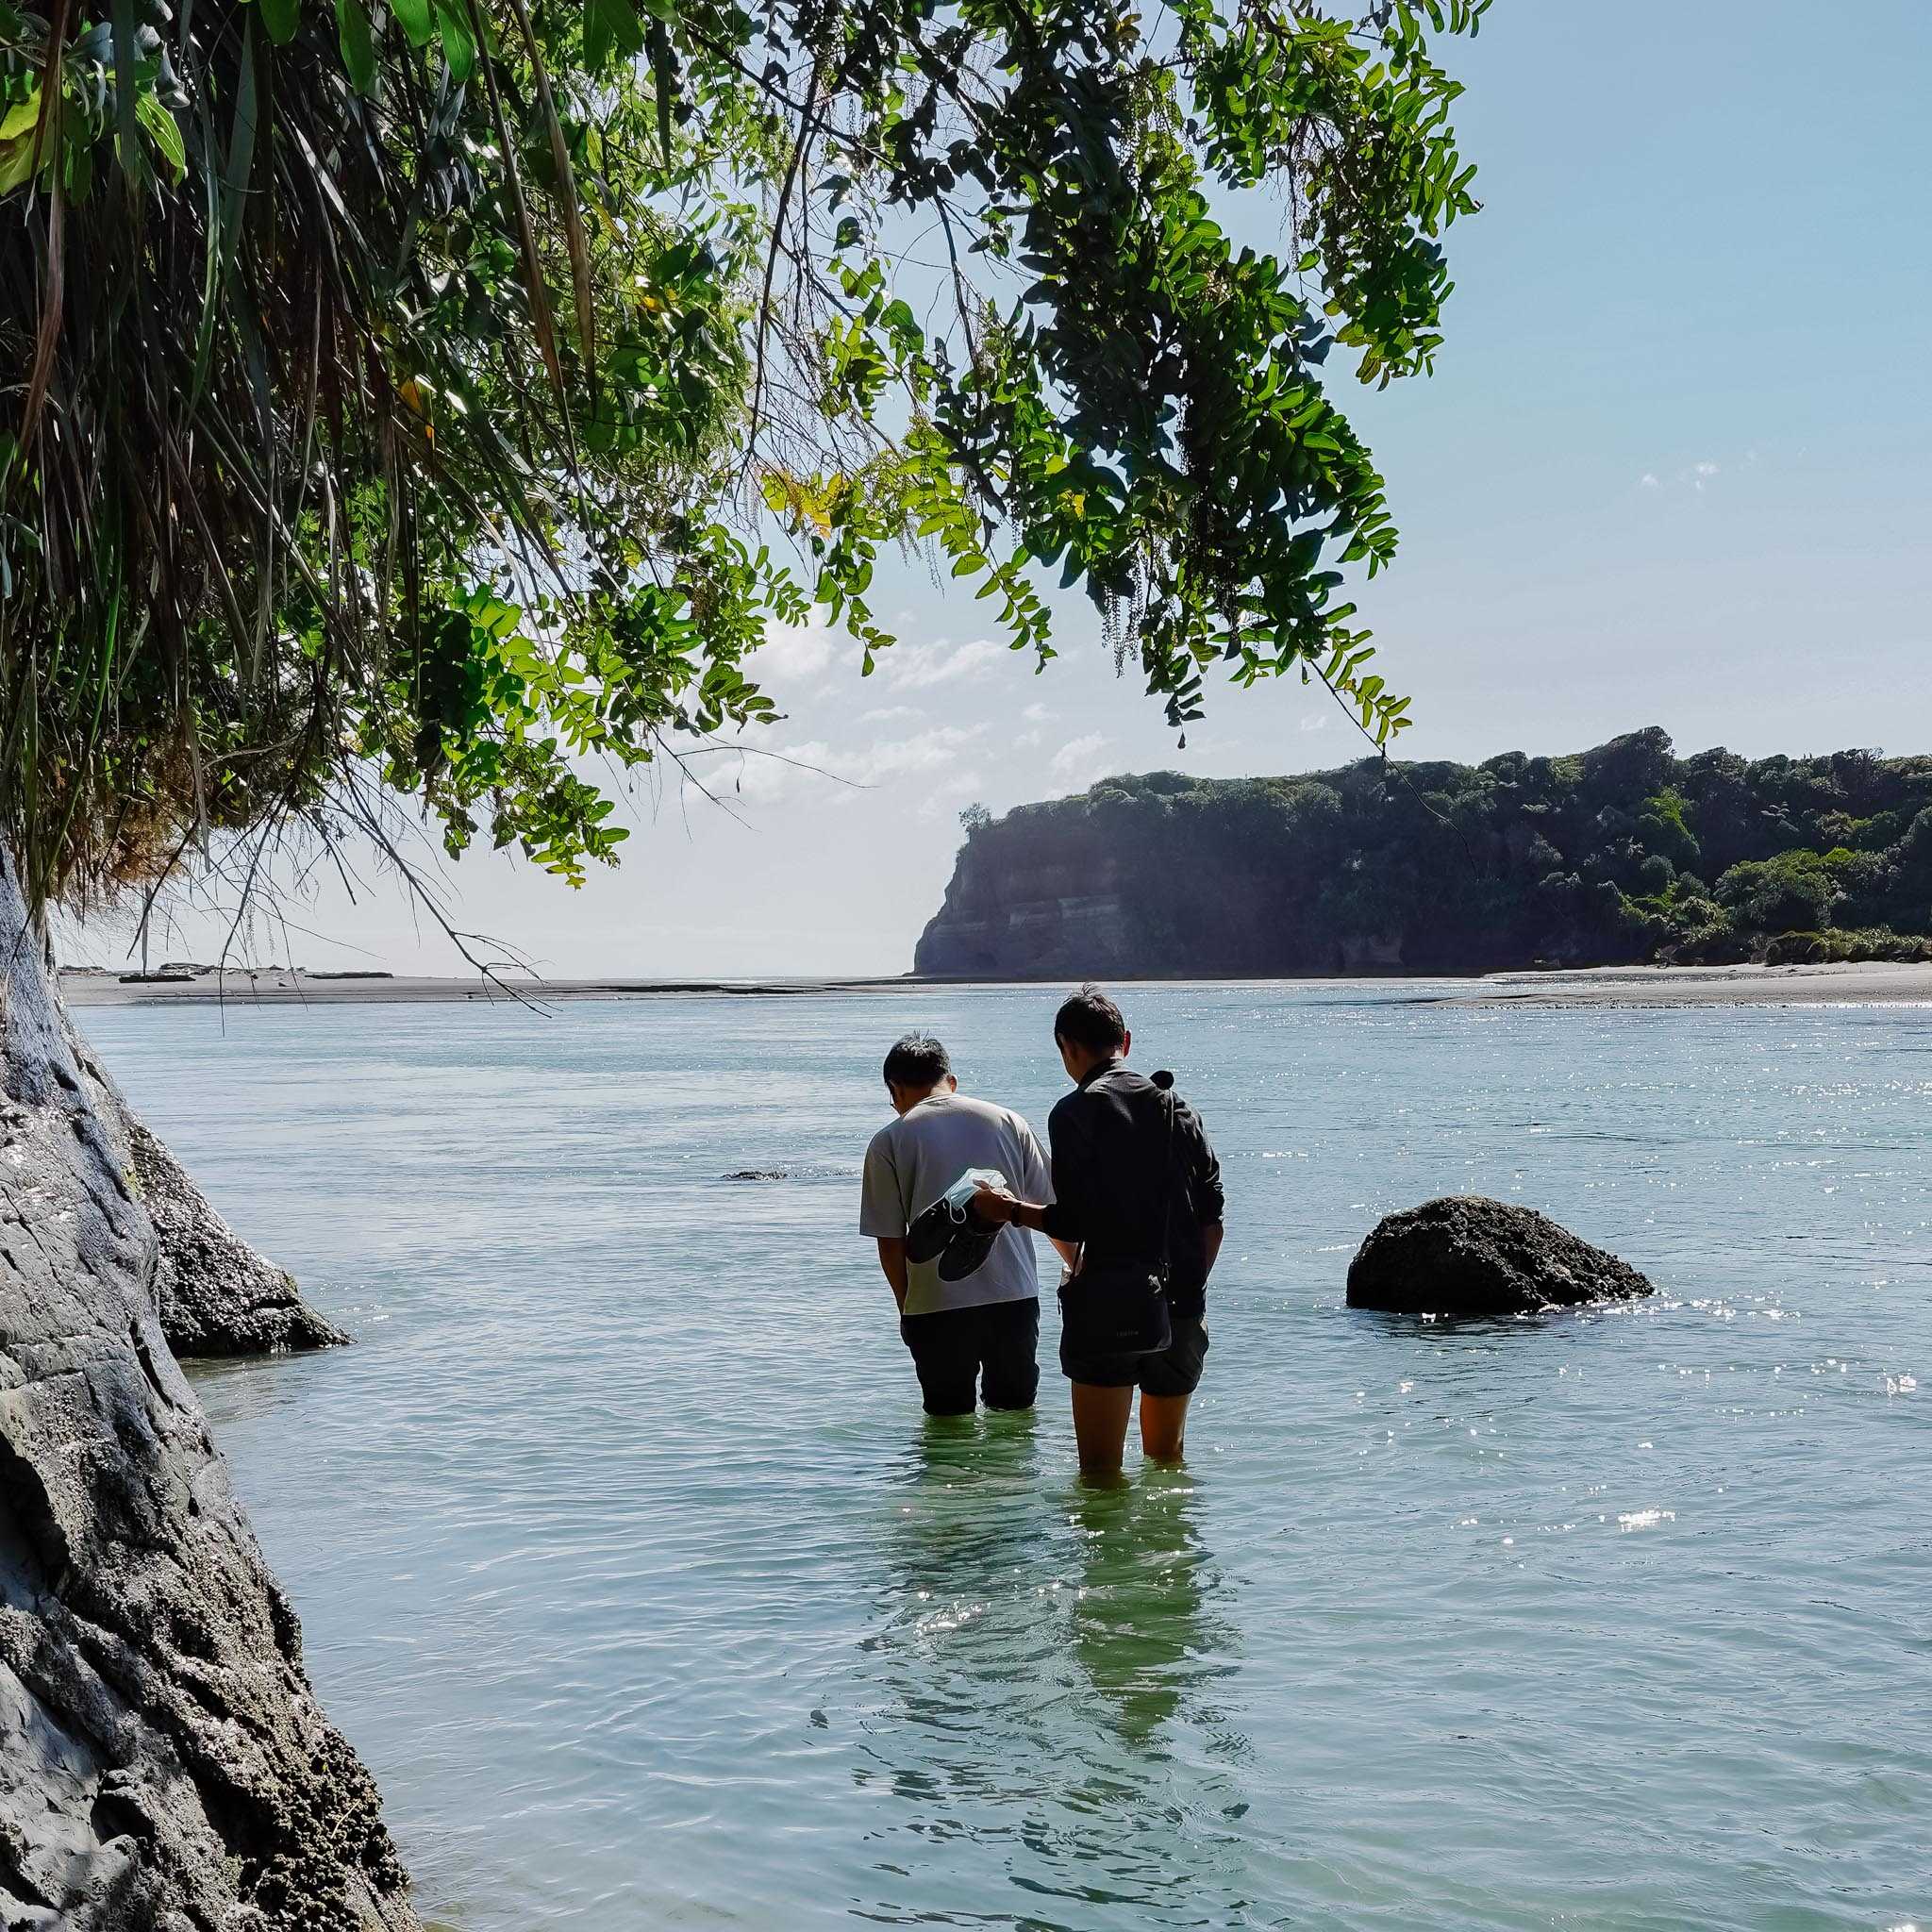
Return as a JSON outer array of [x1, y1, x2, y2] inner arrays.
[[883, 1033, 951, 1090], [1053, 984, 1127, 1054]]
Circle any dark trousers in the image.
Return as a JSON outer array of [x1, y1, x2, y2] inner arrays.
[[899, 1297, 1041, 1416]]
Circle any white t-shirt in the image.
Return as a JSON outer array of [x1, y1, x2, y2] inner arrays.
[[859, 1092, 1054, 1317]]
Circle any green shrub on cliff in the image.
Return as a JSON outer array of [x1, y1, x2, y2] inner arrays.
[[917, 726, 1932, 975], [1715, 851, 1841, 935]]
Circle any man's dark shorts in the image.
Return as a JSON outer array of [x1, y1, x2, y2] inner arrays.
[[1059, 1311, 1208, 1395], [900, 1296, 1041, 1416]]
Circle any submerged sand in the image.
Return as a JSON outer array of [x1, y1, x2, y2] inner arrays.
[[58, 960, 1932, 1009]]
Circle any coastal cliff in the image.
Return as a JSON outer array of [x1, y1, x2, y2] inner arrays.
[[0, 851, 413, 1930], [916, 728, 1932, 977]]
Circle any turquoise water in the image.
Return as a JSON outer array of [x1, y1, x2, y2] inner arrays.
[[79, 986, 1931, 1930]]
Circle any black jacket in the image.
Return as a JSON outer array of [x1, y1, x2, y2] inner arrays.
[[1039, 1062, 1224, 1319]]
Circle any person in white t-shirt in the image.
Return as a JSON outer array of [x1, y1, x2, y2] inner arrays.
[[858, 1033, 1073, 1415]]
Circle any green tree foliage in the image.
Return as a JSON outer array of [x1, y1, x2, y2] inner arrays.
[[1, 0, 1488, 914], [922, 727, 1932, 974], [1713, 851, 1838, 937]]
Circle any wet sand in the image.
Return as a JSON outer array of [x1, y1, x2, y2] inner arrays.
[[58, 960, 1932, 1008], [1454, 960, 1932, 1008], [58, 971, 915, 1007]]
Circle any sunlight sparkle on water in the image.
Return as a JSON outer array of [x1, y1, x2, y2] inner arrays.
[[85, 987, 1932, 1932]]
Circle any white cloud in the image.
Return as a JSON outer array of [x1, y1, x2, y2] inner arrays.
[[916, 771, 987, 820], [876, 637, 1007, 691], [1299, 713, 1328, 733], [857, 705, 924, 725], [856, 725, 988, 782], [755, 610, 841, 689], [729, 738, 836, 805], [1049, 731, 1112, 790], [1640, 459, 1722, 495], [727, 724, 987, 806], [1022, 702, 1051, 724]]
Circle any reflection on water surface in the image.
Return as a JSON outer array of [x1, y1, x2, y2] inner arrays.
[[852, 1419, 1247, 1923]]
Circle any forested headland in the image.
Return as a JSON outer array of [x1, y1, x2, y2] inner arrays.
[[915, 728, 1932, 977]]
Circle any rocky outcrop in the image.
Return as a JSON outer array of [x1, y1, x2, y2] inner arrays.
[[916, 825, 1136, 977], [913, 734, 1932, 979], [912, 767, 1410, 977], [1346, 1195, 1656, 1317], [128, 1115, 347, 1358], [0, 849, 415, 1930], [61, 1017, 347, 1358]]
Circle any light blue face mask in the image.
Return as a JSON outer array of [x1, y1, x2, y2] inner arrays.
[[936, 1168, 1008, 1219]]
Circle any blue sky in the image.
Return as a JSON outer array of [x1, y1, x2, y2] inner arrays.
[[78, 0, 1932, 977]]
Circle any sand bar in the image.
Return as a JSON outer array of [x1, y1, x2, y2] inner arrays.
[[58, 970, 919, 1007], [57, 959, 1932, 1008], [1457, 959, 1932, 1008]]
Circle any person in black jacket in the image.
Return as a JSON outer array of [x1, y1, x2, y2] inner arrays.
[[974, 986, 1224, 1476]]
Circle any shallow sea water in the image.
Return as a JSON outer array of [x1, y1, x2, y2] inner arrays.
[[79, 985, 1932, 1930]]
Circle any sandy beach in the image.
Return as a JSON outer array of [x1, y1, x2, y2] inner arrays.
[[1458, 960, 1932, 1008], [58, 959, 1932, 1008]]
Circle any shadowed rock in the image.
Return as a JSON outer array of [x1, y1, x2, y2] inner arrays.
[[1, 849, 415, 1929], [1346, 1195, 1656, 1318], [61, 1017, 348, 1358], [126, 1115, 349, 1357]]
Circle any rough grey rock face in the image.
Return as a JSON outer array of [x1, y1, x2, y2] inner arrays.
[[127, 1116, 348, 1359], [914, 829, 1135, 978], [0, 851, 416, 1931], [1346, 1195, 1656, 1318], [60, 1022, 347, 1359]]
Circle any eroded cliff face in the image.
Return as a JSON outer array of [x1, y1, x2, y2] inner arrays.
[[915, 827, 1136, 976], [913, 781, 1390, 977], [0, 849, 414, 1931]]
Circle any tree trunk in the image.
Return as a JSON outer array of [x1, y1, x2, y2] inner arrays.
[[0, 848, 416, 1930], [59, 1023, 350, 1358]]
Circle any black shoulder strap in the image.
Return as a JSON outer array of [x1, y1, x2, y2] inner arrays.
[[1157, 1085, 1179, 1279]]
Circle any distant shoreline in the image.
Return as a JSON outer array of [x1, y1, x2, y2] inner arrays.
[[59, 971, 921, 1006], [1438, 959, 1932, 1008], [58, 959, 1932, 1009]]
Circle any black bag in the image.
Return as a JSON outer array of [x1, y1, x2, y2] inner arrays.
[[1056, 1077, 1181, 1359], [1058, 1256, 1173, 1357]]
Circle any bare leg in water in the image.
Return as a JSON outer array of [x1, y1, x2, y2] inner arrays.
[[1140, 1392, 1191, 1463], [1071, 1382, 1134, 1479]]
